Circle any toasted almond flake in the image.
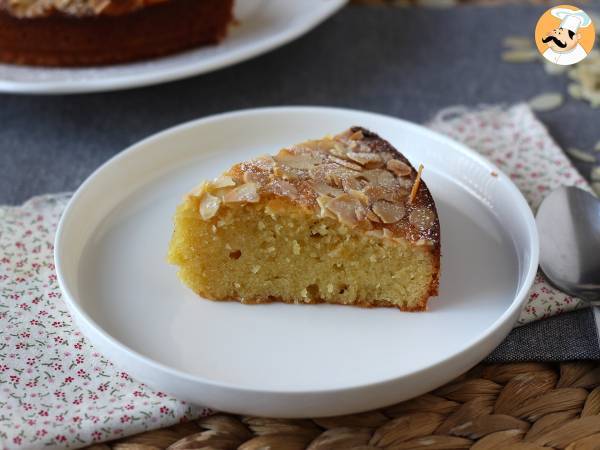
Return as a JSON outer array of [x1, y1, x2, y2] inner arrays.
[[325, 193, 362, 226], [266, 180, 298, 198], [199, 192, 221, 220], [366, 210, 382, 223], [329, 142, 348, 158], [211, 175, 236, 189], [362, 169, 397, 187], [189, 181, 209, 197], [349, 130, 364, 140], [387, 159, 412, 177], [409, 207, 436, 230], [591, 167, 600, 181], [528, 92, 564, 112], [273, 163, 299, 181], [372, 200, 405, 223], [363, 184, 406, 203], [331, 156, 363, 171], [316, 195, 336, 219], [568, 83, 583, 99], [348, 188, 369, 204], [274, 149, 322, 170], [501, 49, 538, 63], [223, 182, 260, 203], [593, 182, 600, 197], [346, 151, 384, 168], [567, 147, 597, 163], [311, 181, 344, 198], [341, 176, 365, 191], [503, 36, 533, 49], [544, 60, 568, 75], [409, 164, 424, 203]]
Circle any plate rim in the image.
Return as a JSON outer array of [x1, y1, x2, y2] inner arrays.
[[55, 106, 539, 402], [0, 0, 347, 95]]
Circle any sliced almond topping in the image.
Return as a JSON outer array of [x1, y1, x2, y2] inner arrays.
[[341, 176, 366, 192], [409, 207, 436, 230], [362, 169, 397, 187], [211, 175, 236, 189], [223, 182, 260, 203], [311, 181, 344, 198], [273, 164, 299, 181], [329, 142, 348, 158], [387, 159, 412, 177], [366, 210, 382, 223], [274, 149, 323, 170], [316, 195, 337, 220], [266, 180, 298, 199], [372, 200, 406, 224], [330, 156, 363, 171], [348, 188, 369, 204], [349, 130, 364, 140], [243, 171, 262, 184], [325, 193, 362, 226], [189, 181, 209, 197], [323, 166, 361, 188], [409, 164, 424, 203], [346, 151, 384, 168], [199, 192, 221, 220], [363, 184, 405, 203]]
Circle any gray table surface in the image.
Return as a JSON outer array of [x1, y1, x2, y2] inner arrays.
[[1, 3, 599, 361]]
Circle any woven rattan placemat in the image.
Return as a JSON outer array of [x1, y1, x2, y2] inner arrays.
[[86, 361, 600, 449]]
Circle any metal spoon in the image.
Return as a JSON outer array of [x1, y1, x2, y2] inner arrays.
[[536, 187, 600, 311]]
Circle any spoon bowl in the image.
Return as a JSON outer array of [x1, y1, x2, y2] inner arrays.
[[536, 186, 600, 304]]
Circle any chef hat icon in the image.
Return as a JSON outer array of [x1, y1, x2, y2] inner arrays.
[[550, 8, 592, 33]]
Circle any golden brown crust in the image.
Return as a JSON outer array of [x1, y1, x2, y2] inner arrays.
[[0, 0, 233, 66], [215, 127, 440, 248]]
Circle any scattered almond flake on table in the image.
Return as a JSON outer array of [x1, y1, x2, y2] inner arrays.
[[528, 93, 564, 112], [566, 147, 597, 163], [593, 182, 600, 197], [568, 83, 583, 99], [543, 60, 568, 75], [567, 49, 600, 108], [591, 166, 600, 181], [503, 36, 532, 49], [595, 141, 600, 152], [501, 49, 539, 63]]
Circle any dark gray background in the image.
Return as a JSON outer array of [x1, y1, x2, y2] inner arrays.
[[1, 3, 599, 361], [0, 3, 598, 204]]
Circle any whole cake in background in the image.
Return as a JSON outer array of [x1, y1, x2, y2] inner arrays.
[[0, 0, 235, 66], [168, 127, 441, 311]]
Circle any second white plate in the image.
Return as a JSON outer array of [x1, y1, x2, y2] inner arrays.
[[55, 107, 538, 417]]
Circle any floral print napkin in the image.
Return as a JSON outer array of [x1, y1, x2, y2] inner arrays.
[[0, 104, 591, 449]]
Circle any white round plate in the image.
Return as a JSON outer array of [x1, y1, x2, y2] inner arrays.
[[55, 107, 538, 417], [0, 0, 346, 94]]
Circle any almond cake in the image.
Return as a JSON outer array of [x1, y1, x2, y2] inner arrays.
[[168, 127, 440, 311], [0, 0, 234, 66]]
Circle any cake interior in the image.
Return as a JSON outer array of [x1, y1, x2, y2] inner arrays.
[[168, 196, 437, 310]]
